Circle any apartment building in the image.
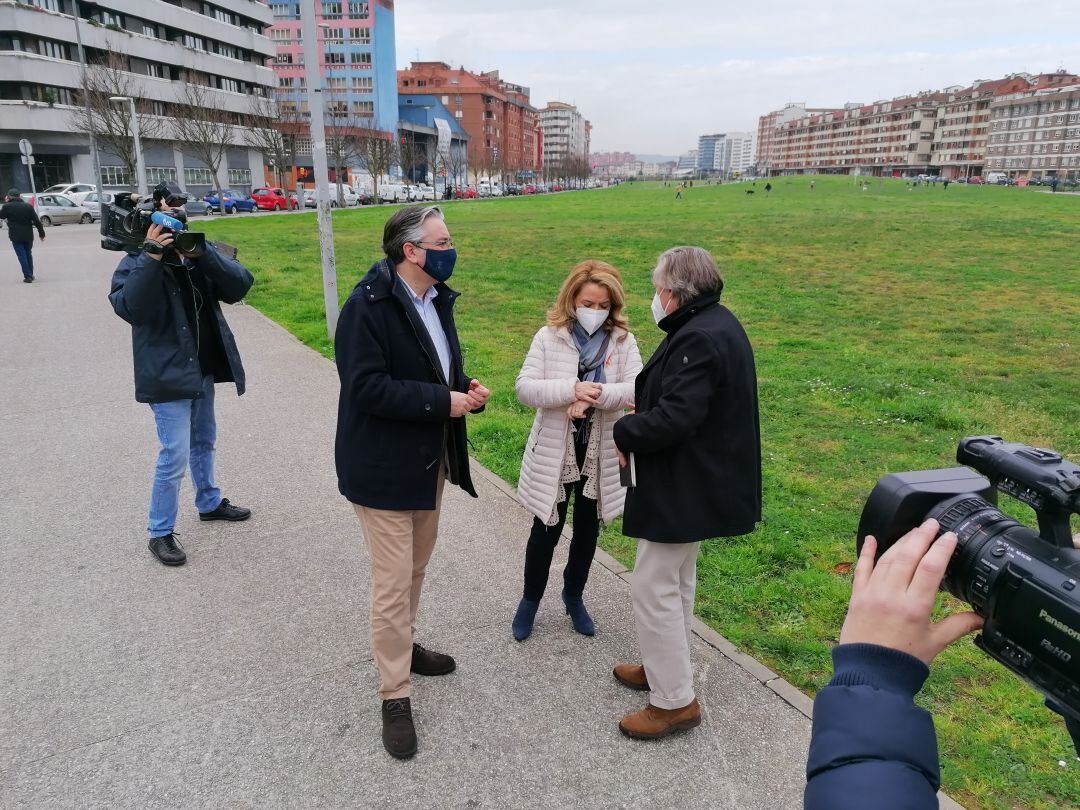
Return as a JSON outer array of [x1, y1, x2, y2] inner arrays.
[[398, 61, 538, 178], [986, 81, 1080, 179], [755, 103, 832, 175], [0, 0, 276, 194], [538, 101, 589, 168], [699, 131, 757, 177]]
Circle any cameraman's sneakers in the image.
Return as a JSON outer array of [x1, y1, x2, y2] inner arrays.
[[148, 533, 186, 566], [199, 498, 251, 522]]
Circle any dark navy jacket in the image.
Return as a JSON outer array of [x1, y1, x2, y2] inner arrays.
[[108, 247, 254, 403], [806, 644, 940, 810], [334, 259, 480, 511]]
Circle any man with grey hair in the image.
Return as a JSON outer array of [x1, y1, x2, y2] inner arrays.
[[334, 205, 491, 759]]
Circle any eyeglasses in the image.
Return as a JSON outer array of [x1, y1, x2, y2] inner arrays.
[[413, 238, 454, 250]]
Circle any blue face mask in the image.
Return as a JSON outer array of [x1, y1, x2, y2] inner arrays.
[[421, 247, 457, 282]]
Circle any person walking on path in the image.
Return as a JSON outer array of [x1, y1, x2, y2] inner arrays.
[[334, 205, 492, 760], [108, 204, 255, 567], [764, 182, 773, 195], [611, 246, 761, 740], [943, 179, 950, 191], [0, 189, 45, 283], [511, 261, 642, 642]]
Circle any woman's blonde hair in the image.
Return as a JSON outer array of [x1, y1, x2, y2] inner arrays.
[[546, 260, 630, 334]]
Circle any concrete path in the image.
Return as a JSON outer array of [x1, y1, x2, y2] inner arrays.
[[0, 224, 815, 808]]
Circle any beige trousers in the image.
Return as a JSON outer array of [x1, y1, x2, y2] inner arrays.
[[631, 538, 701, 710], [353, 474, 446, 700]]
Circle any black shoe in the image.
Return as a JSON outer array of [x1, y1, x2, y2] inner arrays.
[[23, 277, 32, 283], [410, 643, 456, 676], [199, 498, 251, 522], [148, 533, 187, 566], [381, 698, 417, 759]]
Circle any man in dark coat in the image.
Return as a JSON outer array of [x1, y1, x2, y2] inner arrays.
[[109, 208, 254, 567], [612, 246, 761, 740], [334, 205, 490, 760], [0, 188, 46, 282]]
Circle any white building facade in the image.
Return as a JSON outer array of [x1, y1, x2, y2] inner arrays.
[[539, 101, 589, 167]]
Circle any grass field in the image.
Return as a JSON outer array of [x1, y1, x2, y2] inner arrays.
[[201, 177, 1080, 809]]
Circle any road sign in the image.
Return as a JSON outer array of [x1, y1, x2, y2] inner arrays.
[[20, 155, 35, 166], [18, 138, 33, 157]]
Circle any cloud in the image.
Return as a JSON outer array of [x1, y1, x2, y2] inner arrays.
[[393, 1, 1080, 154]]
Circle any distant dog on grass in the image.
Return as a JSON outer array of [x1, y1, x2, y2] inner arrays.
[[745, 189, 755, 195]]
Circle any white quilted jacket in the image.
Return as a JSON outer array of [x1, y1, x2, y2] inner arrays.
[[515, 325, 643, 525]]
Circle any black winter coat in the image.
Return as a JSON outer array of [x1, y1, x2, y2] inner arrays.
[[613, 294, 761, 542], [108, 247, 254, 403], [0, 199, 45, 243], [334, 260, 480, 511], [805, 644, 940, 809]]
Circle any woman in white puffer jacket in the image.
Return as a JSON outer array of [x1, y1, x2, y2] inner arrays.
[[511, 260, 643, 641]]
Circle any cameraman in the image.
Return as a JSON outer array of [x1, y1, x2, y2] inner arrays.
[[805, 519, 984, 809], [108, 203, 255, 566]]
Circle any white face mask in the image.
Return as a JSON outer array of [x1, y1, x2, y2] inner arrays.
[[651, 291, 670, 325], [575, 306, 609, 335]]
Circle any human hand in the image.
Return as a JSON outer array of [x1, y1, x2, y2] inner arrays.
[[567, 400, 590, 420], [449, 390, 481, 418], [468, 379, 491, 407], [143, 223, 174, 260], [839, 519, 984, 665], [574, 381, 602, 405], [617, 449, 628, 468]]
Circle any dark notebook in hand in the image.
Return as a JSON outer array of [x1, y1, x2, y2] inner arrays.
[[619, 453, 636, 488]]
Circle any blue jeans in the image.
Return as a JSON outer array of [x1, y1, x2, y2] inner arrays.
[[11, 241, 33, 279], [147, 374, 222, 538]]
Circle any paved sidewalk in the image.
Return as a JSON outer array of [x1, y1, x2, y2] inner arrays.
[[0, 225, 812, 808]]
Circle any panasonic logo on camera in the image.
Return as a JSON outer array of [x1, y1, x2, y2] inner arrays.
[[1039, 609, 1080, 642]]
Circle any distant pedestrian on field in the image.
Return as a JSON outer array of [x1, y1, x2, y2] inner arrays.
[[334, 205, 492, 760], [810, 180, 816, 190], [0, 188, 45, 283], [108, 194, 256, 567], [511, 261, 642, 642], [1051, 177, 1059, 193], [764, 182, 772, 195], [674, 184, 683, 200], [943, 179, 950, 190]]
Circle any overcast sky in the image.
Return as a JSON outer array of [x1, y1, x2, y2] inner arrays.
[[394, 0, 1080, 157]]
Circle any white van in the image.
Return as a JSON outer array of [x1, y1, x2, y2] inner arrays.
[[985, 172, 1008, 185], [378, 184, 407, 203]]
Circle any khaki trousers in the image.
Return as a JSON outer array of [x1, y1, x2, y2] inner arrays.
[[353, 474, 446, 700], [631, 538, 701, 710]]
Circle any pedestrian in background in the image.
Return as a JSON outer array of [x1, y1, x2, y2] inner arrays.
[[512, 260, 642, 641], [612, 246, 761, 740], [0, 189, 45, 283], [334, 205, 492, 760], [674, 184, 683, 200], [108, 201, 255, 567]]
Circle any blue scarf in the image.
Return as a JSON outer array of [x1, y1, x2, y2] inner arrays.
[[571, 323, 609, 385]]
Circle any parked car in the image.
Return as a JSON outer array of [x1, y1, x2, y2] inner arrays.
[[967, 176, 985, 185], [412, 183, 436, 201], [985, 172, 1008, 185], [184, 198, 211, 217], [356, 189, 376, 205], [203, 190, 258, 213], [80, 191, 115, 221], [251, 187, 298, 211], [523, 184, 537, 195], [378, 184, 408, 203], [551, 183, 564, 192], [302, 189, 317, 208], [42, 182, 98, 204], [32, 193, 93, 225]]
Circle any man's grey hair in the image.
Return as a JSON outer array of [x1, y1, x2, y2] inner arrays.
[[651, 246, 724, 304], [382, 205, 445, 264]]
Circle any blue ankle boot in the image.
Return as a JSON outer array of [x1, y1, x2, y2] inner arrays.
[[512, 598, 540, 641], [562, 592, 596, 636]]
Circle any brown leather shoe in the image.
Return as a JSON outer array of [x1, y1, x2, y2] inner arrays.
[[613, 663, 650, 692], [619, 699, 702, 739]]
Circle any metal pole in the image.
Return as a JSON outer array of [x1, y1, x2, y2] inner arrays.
[[300, 0, 338, 340], [71, 0, 104, 233], [129, 99, 148, 196]]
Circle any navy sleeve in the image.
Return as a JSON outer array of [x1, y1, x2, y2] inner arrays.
[[108, 253, 167, 325], [805, 644, 940, 810], [194, 245, 254, 304], [335, 295, 451, 422]]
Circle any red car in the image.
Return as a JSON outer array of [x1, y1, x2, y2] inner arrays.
[[251, 187, 298, 211], [523, 184, 537, 195], [551, 183, 564, 192], [967, 176, 985, 185], [453, 186, 478, 199]]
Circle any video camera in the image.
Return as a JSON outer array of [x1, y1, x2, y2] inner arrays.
[[859, 436, 1080, 721], [101, 180, 206, 258]]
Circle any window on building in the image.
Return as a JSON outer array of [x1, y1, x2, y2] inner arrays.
[[323, 28, 344, 42], [348, 1, 369, 18], [322, 2, 342, 19], [100, 166, 131, 186], [146, 62, 164, 79], [325, 77, 347, 90], [228, 169, 251, 185], [275, 53, 293, 64], [146, 167, 178, 184], [270, 4, 292, 18], [214, 8, 234, 25], [352, 100, 373, 114], [217, 44, 239, 59], [295, 137, 312, 155], [325, 52, 345, 64], [351, 76, 372, 90], [349, 27, 371, 43], [98, 10, 122, 26], [326, 101, 348, 117], [454, 110, 463, 119], [220, 78, 240, 93], [349, 52, 371, 66], [183, 35, 206, 51], [184, 168, 214, 186], [38, 40, 68, 60], [142, 23, 157, 38]]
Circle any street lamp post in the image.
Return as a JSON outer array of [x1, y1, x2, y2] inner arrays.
[[300, 3, 339, 340], [109, 96, 147, 196], [71, 0, 105, 231]]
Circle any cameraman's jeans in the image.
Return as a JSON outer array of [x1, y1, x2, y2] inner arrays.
[[631, 539, 700, 710], [147, 375, 222, 539]]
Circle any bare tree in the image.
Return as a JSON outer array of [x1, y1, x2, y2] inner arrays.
[[69, 49, 165, 189], [399, 130, 427, 186], [172, 80, 235, 196], [243, 93, 298, 188], [322, 92, 369, 206], [443, 141, 468, 194], [353, 123, 397, 202]]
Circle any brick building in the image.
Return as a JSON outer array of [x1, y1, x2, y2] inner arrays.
[[986, 80, 1080, 180], [755, 103, 832, 175], [397, 61, 538, 180]]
